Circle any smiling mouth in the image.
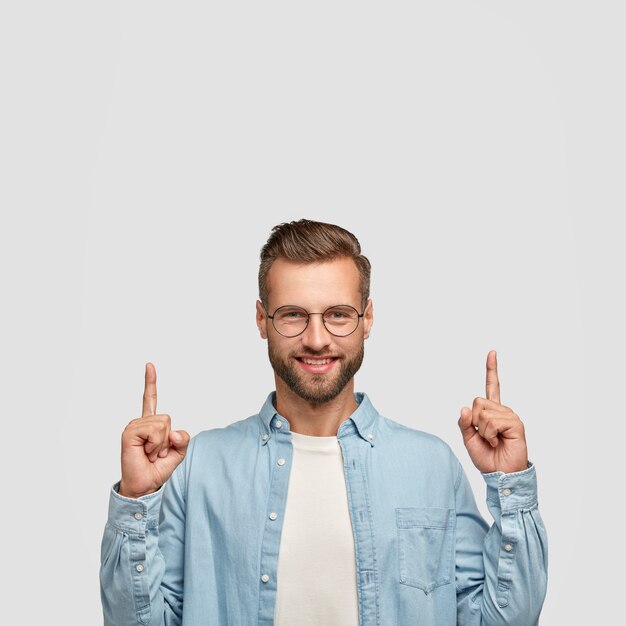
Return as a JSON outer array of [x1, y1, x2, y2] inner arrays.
[[297, 357, 337, 365], [295, 356, 339, 372]]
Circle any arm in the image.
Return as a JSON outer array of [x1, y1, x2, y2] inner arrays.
[[456, 350, 548, 623], [455, 461, 548, 625], [100, 362, 190, 625]]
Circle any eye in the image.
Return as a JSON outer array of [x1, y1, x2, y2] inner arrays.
[[286, 311, 305, 319], [275, 307, 308, 321], [324, 306, 357, 323], [329, 310, 347, 319]]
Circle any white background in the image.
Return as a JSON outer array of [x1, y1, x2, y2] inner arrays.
[[2, 1, 623, 623]]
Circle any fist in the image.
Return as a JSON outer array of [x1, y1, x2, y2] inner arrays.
[[118, 363, 190, 498]]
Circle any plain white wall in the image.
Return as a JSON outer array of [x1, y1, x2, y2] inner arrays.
[[2, 1, 623, 623]]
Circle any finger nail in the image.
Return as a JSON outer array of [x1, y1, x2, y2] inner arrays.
[[158, 448, 168, 458]]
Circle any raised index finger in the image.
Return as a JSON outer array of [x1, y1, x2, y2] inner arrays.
[[142, 362, 157, 417], [485, 350, 501, 404]]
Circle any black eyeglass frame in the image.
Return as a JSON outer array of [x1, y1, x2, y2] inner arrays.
[[265, 304, 365, 338]]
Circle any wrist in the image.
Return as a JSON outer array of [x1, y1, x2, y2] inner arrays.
[[117, 480, 158, 499]]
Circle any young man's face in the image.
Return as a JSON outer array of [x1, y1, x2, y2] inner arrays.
[[256, 257, 373, 405]]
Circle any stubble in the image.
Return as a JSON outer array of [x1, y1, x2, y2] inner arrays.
[[267, 340, 365, 405]]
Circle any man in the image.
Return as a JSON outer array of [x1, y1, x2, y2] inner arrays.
[[100, 219, 548, 625]]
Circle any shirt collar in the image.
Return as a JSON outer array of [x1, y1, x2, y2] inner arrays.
[[258, 391, 379, 446]]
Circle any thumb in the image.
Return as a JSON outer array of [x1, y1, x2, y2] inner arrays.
[[457, 407, 476, 446], [169, 430, 191, 455]]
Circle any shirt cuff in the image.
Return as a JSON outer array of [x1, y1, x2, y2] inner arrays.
[[108, 481, 163, 532], [481, 462, 538, 512]]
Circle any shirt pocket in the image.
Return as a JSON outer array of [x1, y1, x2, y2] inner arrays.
[[396, 507, 455, 594]]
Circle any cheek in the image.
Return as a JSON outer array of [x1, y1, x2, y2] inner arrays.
[[339, 336, 361, 356], [268, 335, 294, 357]]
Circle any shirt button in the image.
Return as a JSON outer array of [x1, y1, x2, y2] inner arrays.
[[277, 458, 285, 466], [367, 433, 374, 441], [274, 420, 283, 428], [136, 564, 144, 573], [261, 434, 269, 442], [134, 512, 143, 520], [503, 488, 511, 497], [269, 512, 278, 521], [261, 574, 270, 583], [504, 543, 513, 552]]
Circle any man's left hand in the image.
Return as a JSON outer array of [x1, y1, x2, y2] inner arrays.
[[458, 350, 529, 474]]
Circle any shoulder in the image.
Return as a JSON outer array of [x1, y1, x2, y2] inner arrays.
[[173, 413, 263, 486], [169, 413, 263, 496], [360, 393, 456, 461], [377, 414, 461, 471], [380, 414, 451, 448], [188, 413, 261, 454]]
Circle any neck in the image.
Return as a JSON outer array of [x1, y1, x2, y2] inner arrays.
[[274, 378, 358, 436]]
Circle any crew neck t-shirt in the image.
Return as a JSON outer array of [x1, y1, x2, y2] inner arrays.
[[274, 431, 359, 625]]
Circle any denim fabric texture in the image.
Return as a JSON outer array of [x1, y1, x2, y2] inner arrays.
[[100, 392, 548, 625]]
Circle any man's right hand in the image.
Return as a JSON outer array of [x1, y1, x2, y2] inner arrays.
[[118, 362, 190, 499]]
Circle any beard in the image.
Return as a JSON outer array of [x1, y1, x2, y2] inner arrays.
[[267, 339, 365, 405]]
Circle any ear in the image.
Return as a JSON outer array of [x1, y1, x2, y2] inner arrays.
[[256, 300, 268, 339], [363, 298, 374, 339]]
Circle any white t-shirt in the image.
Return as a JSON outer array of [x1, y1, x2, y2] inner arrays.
[[274, 431, 360, 626]]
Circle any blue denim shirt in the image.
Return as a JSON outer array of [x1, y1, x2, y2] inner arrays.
[[100, 392, 548, 625]]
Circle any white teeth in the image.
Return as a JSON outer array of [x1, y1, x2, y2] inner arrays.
[[302, 358, 333, 365]]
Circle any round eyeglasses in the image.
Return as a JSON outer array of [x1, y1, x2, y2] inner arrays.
[[267, 304, 364, 338]]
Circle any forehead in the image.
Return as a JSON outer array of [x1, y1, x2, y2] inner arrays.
[[266, 257, 361, 309]]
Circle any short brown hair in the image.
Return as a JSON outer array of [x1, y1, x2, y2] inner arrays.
[[258, 219, 371, 311]]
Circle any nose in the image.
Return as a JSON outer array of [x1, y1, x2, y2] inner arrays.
[[301, 313, 332, 352]]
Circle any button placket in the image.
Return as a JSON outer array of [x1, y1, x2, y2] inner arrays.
[[257, 422, 293, 624], [337, 432, 380, 625]]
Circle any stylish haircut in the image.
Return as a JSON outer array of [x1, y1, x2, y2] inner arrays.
[[258, 219, 372, 311]]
